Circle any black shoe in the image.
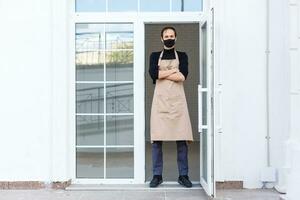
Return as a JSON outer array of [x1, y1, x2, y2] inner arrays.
[[178, 175, 193, 188], [150, 175, 163, 188]]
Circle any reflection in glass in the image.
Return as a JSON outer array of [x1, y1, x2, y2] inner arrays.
[[201, 23, 207, 87], [140, 0, 170, 11], [76, 115, 104, 145], [76, 83, 104, 113], [106, 24, 133, 50], [106, 115, 134, 145], [76, 24, 105, 50], [202, 129, 207, 182], [76, 51, 104, 81], [106, 32, 133, 50], [76, 148, 104, 178], [75, 0, 106, 12], [106, 24, 133, 32], [106, 83, 133, 113], [76, 0, 203, 12], [106, 148, 134, 178], [172, 0, 203, 11], [76, 24, 105, 81], [108, 0, 138, 11], [106, 51, 133, 81], [75, 22, 135, 180]]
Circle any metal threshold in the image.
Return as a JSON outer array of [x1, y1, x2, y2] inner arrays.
[[66, 182, 203, 191]]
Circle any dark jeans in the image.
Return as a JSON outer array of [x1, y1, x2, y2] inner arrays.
[[152, 140, 188, 176]]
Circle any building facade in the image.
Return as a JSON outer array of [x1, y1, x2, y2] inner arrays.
[[0, 0, 298, 198]]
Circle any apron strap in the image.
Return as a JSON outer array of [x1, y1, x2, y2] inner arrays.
[[158, 50, 164, 66]]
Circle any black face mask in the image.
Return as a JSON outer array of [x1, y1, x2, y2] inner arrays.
[[163, 39, 176, 48]]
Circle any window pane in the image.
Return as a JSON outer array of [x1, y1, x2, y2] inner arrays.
[[106, 83, 133, 113], [172, 0, 203, 11], [106, 24, 133, 46], [76, 24, 105, 50], [76, 24, 105, 81], [201, 23, 207, 87], [202, 129, 207, 182], [108, 0, 138, 11], [76, 51, 104, 81], [76, 83, 104, 113], [106, 148, 134, 178], [76, 0, 106, 12], [106, 32, 133, 50], [140, 0, 170, 12], [76, 148, 104, 178], [106, 51, 133, 81], [106, 24, 133, 32], [106, 115, 134, 145], [76, 115, 104, 145]]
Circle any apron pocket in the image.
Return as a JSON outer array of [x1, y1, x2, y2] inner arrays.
[[167, 94, 184, 119], [156, 94, 170, 113]]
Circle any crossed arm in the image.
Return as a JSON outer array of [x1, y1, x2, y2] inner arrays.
[[149, 52, 188, 83], [158, 68, 185, 82]]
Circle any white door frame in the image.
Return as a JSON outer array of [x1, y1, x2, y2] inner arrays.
[[199, 6, 216, 197], [68, 11, 209, 184]]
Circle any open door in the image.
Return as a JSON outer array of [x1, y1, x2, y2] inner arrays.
[[199, 7, 216, 197]]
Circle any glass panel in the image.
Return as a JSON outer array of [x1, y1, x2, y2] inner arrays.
[[76, 83, 104, 113], [108, 0, 138, 11], [106, 83, 134, 113], [106, 115, 134, 145], [201, 23, 207, 87], [106, 51, 133, 81], [202, 92, 207, 125], [76, 148, 104, 178], [75, 0, 106, 12], [172, 0, 203, 11], [76, 24, 105, 81], [106, 148, 134, 178], [76, 51, 104, 81], [106, 32, 133, 50], [106, 24, 133, 49], [106, 24, 133, 33], [140, 0, 170, 11], [76, 115, 104, 145], [75, 23, 135, 180], [76, 24, 105, 50], [202, 129, 207, 182]]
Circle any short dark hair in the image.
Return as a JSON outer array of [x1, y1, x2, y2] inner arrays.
[[160, 26, 177, 38]]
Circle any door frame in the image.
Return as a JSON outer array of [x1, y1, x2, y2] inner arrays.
[[199, 7, 216, 197], [69, 12, 209, 185]]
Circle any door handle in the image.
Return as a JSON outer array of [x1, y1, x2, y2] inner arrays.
[[198, 84, 202, 133]]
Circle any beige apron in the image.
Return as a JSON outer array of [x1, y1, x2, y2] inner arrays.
[[150, 50, 194, 144]]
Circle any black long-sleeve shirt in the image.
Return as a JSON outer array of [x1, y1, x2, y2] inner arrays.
[[148, 48, 189, 84]]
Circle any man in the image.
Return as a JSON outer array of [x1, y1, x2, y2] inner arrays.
[[148, 26, 194, 188]]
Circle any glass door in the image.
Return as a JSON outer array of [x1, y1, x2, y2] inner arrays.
[[75, 23, 135, 181], [199, 7, 216, 197]]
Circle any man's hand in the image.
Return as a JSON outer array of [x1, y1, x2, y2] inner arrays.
[[165, 69, 185, 82], [158, 68, 178, 79]]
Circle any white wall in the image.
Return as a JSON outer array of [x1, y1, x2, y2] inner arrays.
[[215, 0, 290, 188], [268, 0, 290, 178], [288, 0, 300, 141], [0, 0, 70, 182], [0, 0, 52, 180], [286, 0, 300, 199]]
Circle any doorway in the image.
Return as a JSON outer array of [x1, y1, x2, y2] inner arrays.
[[144, 23, 200, 182], [71, 13, 215, 196]]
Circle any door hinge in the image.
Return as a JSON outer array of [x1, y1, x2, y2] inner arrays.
[[217, 127, 222, 134]]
